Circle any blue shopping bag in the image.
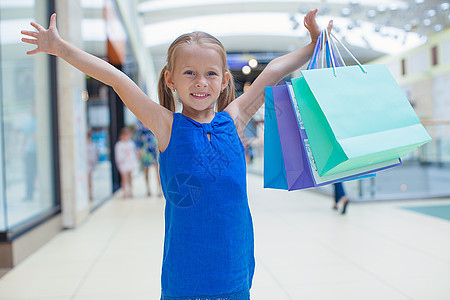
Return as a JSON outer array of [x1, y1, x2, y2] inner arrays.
[[263, 86, 288, 189]]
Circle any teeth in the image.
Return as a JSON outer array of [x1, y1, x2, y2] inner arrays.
[[192, 93, 207, 97]]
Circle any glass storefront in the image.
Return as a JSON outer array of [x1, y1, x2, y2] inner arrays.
[[0, 0, 57, 233], [86, 77, 113, 207]]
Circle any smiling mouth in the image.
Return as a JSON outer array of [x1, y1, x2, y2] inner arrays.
[[191, 93, 209, 99]]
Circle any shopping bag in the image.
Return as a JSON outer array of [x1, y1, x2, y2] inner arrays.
[[263, 86, 288, 189], [272, 84, 315, 189], [273, 82, 401, 190], [291, 32, 431, 176]]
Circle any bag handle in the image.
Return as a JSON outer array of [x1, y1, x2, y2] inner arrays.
[[308, 28, 366, 75], [324, 29, 337, 76], [328, 32, 345, 67], [308, 30, 340, 72], [329, 31, 367, 74], [307, 31, 323, 70]]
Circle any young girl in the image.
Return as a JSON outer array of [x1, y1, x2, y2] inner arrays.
[[115, 127, 137, 198], [21, 9, 332, 299]]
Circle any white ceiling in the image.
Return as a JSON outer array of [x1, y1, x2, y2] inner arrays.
[[136, 0, 449, 65]]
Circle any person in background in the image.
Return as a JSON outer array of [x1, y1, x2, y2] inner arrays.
[[134, 120, 162, 197], [86, 131, 98, 201], [333, 182, 349, 214], [114, 127, 137, 198]]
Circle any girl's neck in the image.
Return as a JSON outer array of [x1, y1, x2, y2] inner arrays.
[[181, 107, 216, 123]]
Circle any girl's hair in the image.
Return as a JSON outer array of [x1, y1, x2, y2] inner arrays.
[[158, 31, 235, 112]]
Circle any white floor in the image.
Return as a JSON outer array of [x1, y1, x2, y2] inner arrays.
[[0, 173, 449, 300]]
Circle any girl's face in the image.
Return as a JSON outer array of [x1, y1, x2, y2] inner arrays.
[[165, 44, 230, 113]]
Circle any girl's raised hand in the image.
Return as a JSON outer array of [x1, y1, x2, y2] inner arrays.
[[304, 9, 333, 44], [21, 13, 61, 56]]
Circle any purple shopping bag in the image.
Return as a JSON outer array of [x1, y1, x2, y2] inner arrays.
[[272, 85, 314, 190]]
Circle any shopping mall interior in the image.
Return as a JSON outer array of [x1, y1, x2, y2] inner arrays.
[[0, 0, 449, 299]]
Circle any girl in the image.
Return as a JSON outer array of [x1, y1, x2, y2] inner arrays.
[[21, 9, 332, 300], [115, 127, 137, 198]]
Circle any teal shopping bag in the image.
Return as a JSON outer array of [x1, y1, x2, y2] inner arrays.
[[264, 86, 288, 189], [291, 64, 431, 176]]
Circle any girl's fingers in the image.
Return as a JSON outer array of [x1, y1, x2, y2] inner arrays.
[[26, 48, 39, 55], [304, 8, 318, 29], [21, 38, 38, 45], [306, 9, 317, 24], [327, 20, 333, 33], [21, 30, 38, 38], [30, 21, 44, 32], [49, 13, 56, 29]]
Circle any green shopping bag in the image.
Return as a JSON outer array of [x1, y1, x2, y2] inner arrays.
[[291, 34, 431, 176]]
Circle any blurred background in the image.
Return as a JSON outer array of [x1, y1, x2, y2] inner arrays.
[[0, 0, 449, 271]]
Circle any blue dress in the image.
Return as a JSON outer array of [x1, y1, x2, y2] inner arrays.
[[159, 111, 255, 299]]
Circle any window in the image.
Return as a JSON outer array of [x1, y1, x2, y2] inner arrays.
[[0, 2, 56, 231]]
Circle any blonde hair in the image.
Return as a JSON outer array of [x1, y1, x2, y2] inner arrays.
[[158, 31, 235, 112]]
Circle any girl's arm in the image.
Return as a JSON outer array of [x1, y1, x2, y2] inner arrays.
[[21, 14, 172, 151], [225, 9, 332, 136]]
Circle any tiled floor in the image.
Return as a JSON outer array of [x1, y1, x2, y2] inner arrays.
[[0, 173, 449, 300]]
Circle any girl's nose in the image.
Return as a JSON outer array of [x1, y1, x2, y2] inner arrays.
[[195, 77, 207, 88]]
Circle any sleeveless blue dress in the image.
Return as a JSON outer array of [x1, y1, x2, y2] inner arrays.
[[159, 111, 255, 299]]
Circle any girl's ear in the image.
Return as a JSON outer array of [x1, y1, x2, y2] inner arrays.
[[164, 70, 174, 89], [222, 71, 230, 90]]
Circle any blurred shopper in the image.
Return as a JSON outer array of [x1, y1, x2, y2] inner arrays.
[[114, 127, 137, 198], [333, 182, 349, 214], [134, 120, 162, 197], [22, 9, 331, 300], [86, 131, 98, 200]]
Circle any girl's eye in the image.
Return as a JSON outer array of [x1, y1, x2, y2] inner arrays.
[[207, 71, 218, 76], [184, 71, 194, 75]]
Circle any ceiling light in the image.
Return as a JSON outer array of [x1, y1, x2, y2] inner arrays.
[[376, 5, 387, 12], [414, 0, 425, 4], [320, 6, 331, 14], [367, 10, 377, 18], [341, 7, 352, 17], [242, 65, 251, 75], [248, 59, 258, 69], [440, 2, 450, 11], [426, 9, 437, 17], [389, 4, 399, 11], [299, 7, 309, 14], [402, 3, 411, 11], [433, 24, 443, 32], [423, 19, 432, 26]]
